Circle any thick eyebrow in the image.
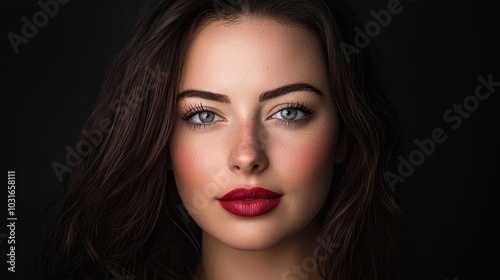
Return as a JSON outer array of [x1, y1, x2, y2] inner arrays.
[[176, 90, 231, 103], [259, 83, 323, 102], [176, 82, 323, 103]]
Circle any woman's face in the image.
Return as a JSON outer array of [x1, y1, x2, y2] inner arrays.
[[169, 17, 346, 250]]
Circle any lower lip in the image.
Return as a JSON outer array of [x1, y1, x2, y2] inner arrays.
[[218, 198, 282, 217]]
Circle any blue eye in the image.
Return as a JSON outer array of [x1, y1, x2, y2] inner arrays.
[[190, 111, 223, 124], [181, 103, 224, 129], [272, 108, 306, 121], [181, 102, 314, 129], [270, 103, 315, 126]]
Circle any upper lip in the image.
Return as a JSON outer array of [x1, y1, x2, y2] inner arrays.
[[218, 187, 282, 201]]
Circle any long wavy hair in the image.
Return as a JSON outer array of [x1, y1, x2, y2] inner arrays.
[[40, 0, 404, 279]]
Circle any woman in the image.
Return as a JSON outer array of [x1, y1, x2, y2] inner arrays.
[[42, 0, 404, 279]]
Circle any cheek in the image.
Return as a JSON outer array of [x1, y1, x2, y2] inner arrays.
[[169, 129, 228, 213], [284, 138, 335, 177], [272, 120, 339, 205], [279, 126, 337, 182], [171, 146, 210, 178]]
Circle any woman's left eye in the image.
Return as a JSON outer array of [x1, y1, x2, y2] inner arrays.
[[273, 108, 305, 121], [269, 103, 315, 126], [271, 108, 307, 121]]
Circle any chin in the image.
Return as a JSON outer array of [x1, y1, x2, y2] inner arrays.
[[216, 220, 292, 251], [224, 235, 284, 251]]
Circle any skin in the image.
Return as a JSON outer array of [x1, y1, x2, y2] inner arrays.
[[169, 16, 346, 280]]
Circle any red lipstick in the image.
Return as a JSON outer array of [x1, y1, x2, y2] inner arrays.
[[218, 187, 282, 217]]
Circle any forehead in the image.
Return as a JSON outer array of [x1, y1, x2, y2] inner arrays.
[[180, 17, 327, 94]]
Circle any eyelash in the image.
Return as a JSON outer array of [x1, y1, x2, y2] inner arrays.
[[270, 102, 315, 127], [181, 102, 315, 130], [181, 103, 218, 130]]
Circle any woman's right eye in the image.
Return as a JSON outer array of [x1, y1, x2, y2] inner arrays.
[[189, 111, 223, 124], [182, 104, 224, 130]]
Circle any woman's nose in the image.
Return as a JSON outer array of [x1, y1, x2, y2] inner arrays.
[[228, 122, 269, 175]]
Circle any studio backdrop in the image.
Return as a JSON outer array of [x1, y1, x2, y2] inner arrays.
[[2, 0, 499, 279]]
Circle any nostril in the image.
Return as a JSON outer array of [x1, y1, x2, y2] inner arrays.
[[229, 144, 269, 173]]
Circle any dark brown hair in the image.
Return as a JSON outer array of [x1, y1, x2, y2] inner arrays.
[[41, 0, 404, 279]]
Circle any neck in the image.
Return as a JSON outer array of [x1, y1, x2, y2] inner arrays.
[[194, 217, 324, 280]]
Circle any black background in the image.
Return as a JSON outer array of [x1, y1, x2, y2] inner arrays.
[[2, 0, 500, 279]]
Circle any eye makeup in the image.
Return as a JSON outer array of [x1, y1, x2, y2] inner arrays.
[[180, 100, 316, 130]]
